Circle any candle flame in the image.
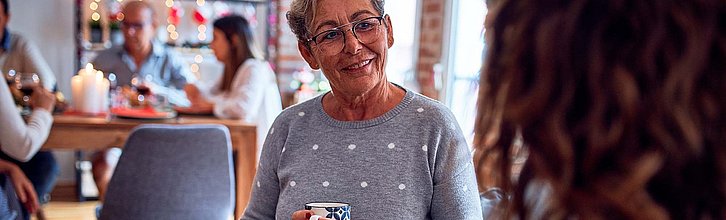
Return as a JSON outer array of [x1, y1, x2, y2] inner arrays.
[[85, 63, 94, 75]]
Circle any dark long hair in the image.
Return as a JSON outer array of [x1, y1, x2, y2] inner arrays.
[[213, 15, 262, 92], [475, 0, 725, 219]]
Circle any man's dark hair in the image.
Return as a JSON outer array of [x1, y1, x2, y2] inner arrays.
[[0, 0, 7, 15]]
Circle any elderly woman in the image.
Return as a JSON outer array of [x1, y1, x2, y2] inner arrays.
[[242, 0, 482, 219]]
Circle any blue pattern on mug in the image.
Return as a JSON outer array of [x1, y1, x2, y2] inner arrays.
[[324, 206, 350, 220], [305, 202, 350, 220]]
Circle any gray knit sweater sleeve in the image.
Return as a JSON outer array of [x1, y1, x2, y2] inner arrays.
[[242, 88, 483, 220]]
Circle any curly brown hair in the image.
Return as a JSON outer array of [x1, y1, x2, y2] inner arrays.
[[474, 0, 726, 219]]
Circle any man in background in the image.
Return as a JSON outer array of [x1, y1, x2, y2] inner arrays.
[[92, 1, 194, 106], [90, 1, 195, 205]]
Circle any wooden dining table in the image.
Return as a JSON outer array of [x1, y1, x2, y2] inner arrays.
[[42, 114, 257, 219]]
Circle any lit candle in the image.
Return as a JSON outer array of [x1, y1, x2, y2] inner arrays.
[[71, 75, 83, 111], [71, 63, 110, 114]]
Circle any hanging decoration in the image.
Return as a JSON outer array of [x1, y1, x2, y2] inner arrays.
[[166, 0, 180, 43], [88, 0, 104, 43], [192, 9, 208, 25], [192, 7, 211, 42]]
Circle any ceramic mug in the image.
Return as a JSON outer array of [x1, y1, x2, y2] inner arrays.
[[305, 202, 350, 220]]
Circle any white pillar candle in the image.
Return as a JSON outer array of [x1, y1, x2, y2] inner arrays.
[[71, 75, 83, 111]]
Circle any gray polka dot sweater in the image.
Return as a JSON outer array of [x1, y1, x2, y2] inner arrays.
[[242, 88, 483, 220]]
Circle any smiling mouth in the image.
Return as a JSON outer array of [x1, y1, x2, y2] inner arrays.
[[343, 59, 372, 71]]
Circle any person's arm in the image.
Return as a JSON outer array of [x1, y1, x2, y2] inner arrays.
[[241, 113, 287, 219], [209, 61, 269, 120], [430, 111, 483, 220], [0, 81, 54, 162], [150, 50, 196, 107], [16, 35, 56, 90], [0, 159, 39, 213]]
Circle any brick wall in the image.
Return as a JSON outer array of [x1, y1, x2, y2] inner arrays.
[[416, 0, 446, 100]]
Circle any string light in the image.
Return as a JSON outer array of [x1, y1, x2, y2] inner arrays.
[[166, 0, 176, 44], [194, 55, 204, 63], [197, 24, 206, 33], [197, 32, 207, 41], [169, 31, 179, 40], [190, 64, 200, 73], [89, 0, 101, 22], [196, 0, 205, 7], [91, 12, 101, 21]]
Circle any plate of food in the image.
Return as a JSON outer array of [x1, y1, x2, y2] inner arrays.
[[172, 106, 214, 116], [111, 107, 177, 119]]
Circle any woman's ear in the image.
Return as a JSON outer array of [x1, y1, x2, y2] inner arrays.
[[298, 41, 320, 69], [385, 15, 394, 48]]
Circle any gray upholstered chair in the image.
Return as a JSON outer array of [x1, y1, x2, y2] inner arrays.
[[99, 124, 235, 220]]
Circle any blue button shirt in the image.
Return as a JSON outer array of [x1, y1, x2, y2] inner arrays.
[[91, 42, 195, 106], [1, 28, 11, 51]]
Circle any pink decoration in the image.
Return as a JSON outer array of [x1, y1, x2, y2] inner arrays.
[[193, 9, 207, 24], [169, 6, 181, 25]]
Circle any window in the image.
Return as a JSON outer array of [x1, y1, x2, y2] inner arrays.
[[385, 0, 420, 86], [443, 0, 487, 145]]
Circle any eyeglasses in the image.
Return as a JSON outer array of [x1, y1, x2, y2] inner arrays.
[[121, 21, 150, 30], [306, 16, 385, 55]]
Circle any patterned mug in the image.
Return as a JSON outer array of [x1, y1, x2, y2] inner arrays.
[[305, 202, 351, 220]]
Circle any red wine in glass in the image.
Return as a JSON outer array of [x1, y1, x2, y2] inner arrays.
[[19, 86, 34, 96], [14, 72, 39, 115], [136, 85, 151, 96]]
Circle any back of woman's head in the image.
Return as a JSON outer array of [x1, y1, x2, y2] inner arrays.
[[213, 15, 262, 62], [475, 0, 725, 219]]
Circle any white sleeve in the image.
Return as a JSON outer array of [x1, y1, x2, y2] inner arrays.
[[0, 81, 53, 162], [210, 60, 269, 121]]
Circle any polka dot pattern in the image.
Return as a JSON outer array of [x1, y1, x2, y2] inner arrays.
[[422, 145, 428, 152], [361, 182, 368, 188], [388, 143, 395, 149], [323, 181, 330, 187], [348, 144, 356, 150], [290, 181, 296, 187], [257, 181, 260, 187], [398, 184, 406, 190], [298, 112, 305, 116], [270, 127, 275, 134], [312, 144, 319, 150], [417, 108, 424, 112]]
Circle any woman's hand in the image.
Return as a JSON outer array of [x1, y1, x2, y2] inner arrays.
[[181, 84, 214, 113], [30, 86, 56, 112], [183, 84, 203, 103], [291, 210, 332, 220], [0, 160, 40, 213]]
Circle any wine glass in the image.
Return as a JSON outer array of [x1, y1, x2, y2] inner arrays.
[[131, 74, 153, 105], [4, 69, 16, 85], [14, 72, 40, 115]]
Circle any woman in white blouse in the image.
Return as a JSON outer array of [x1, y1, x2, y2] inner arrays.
[[182, 15, 282, 150], [0, 79, 55, 215]]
